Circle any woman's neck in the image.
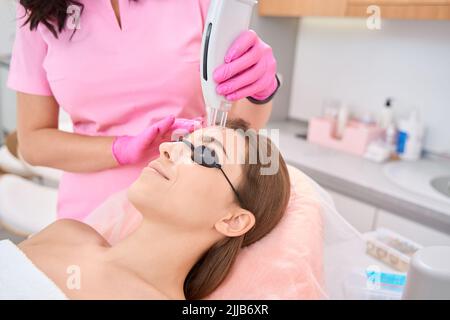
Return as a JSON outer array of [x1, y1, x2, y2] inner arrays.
[[102, 218, 215, 299]]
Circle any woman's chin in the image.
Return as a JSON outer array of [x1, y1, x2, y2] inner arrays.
[[127, 179, 156, 211]]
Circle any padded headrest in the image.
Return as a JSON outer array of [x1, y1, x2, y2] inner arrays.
[[206, 165, 325, 299]]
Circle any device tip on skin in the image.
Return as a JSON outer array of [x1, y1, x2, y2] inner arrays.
[[207, 107, 229, 128]]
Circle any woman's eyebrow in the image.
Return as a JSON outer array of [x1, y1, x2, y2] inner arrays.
[[202, 135, 228, 159]]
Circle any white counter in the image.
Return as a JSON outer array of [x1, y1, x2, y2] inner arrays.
[[266, 120, 450, 234]]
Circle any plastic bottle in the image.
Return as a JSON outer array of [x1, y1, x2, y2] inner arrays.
[[396, 110, 425, 161], [378, 98, 394, 130], [336, 106, 349, 139], [385, 123, 398, 155]]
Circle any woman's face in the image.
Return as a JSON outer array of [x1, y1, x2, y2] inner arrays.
[[127, 126, 247, 233]]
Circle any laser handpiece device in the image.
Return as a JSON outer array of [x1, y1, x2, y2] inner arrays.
[[200, 0, 257, 127]]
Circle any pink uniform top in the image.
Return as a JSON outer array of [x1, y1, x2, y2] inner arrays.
[[8, 0, 210, 220]]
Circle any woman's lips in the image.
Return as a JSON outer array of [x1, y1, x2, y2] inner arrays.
[[147, 161, 170, 180]]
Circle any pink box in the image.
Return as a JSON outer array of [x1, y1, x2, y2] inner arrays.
[[307, 117, 385, 156]]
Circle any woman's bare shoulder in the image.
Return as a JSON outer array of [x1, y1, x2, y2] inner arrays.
[[20, 219, 109, 248]]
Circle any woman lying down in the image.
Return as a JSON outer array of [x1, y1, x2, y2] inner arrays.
[[0, 119, 291, 300]]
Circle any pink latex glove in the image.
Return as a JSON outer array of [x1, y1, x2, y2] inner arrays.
[[112, 116, 203, 166], [213, 30, 278, 102]]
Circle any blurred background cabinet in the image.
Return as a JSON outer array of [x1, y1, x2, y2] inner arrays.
[[347, 0, 450, 20], [326, 189, 377, 233], [374, 209, 450, 247], [259, 0, 347, 17], [259, 0, 450, 20], [325, 188, 450, 246]]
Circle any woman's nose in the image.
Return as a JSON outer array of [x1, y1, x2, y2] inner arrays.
[[159, 141, 188, 164], [159, 142, 174, 162]]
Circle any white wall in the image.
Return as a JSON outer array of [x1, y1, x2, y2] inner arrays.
[[250, 11, 299, 121], [0, 0, 15, 53], [290, 17, 450, 154], [0, 0, 17, 133]]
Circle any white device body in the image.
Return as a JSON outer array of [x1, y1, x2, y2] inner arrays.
[[200, 0, 257, 126]]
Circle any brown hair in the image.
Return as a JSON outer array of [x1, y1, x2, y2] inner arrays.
[[184, 119, 291, 299], [18, 0, 138, 38]]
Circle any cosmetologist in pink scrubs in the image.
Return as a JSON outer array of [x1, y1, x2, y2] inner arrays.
[[7, 0, 280, 221]]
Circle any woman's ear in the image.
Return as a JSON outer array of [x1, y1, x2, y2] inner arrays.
[[214, 208, 255, 237]]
